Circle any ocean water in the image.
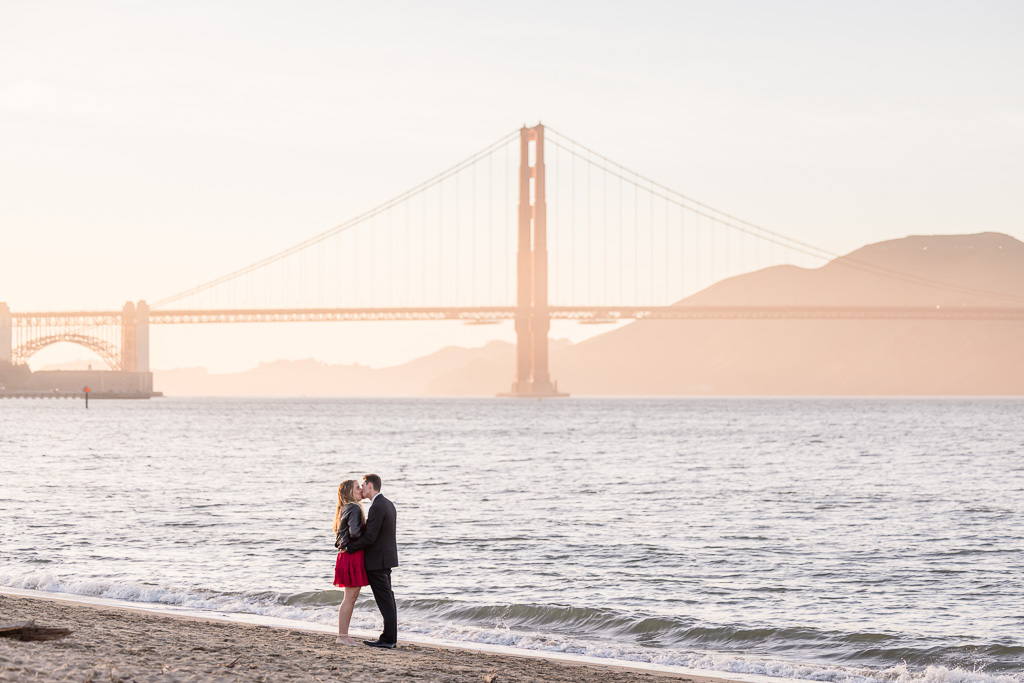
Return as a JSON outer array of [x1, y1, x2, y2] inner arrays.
[[1, 397, 1021, 681]]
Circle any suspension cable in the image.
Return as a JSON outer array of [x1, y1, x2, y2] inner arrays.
[[546, 136, 1024, 304], [153, 129, 519, 308]]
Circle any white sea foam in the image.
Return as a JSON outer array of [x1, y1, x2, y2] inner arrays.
[[1, 572, 1018, 683], [0, 570, 372, 630]]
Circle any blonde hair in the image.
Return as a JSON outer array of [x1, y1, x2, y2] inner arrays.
[[333, 479, 363, 534]]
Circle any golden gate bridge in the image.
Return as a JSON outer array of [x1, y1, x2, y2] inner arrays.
[[3, 124, 1023, 396]]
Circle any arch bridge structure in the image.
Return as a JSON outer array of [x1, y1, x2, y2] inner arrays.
[[1, 301, 149, 372], [1, 301, 152, 395]]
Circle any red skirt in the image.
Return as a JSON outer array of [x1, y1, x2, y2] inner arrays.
[[334, 549, 369, 587]]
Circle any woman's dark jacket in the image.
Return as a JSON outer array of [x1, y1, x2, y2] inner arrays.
[[334, 503, 363, 550]]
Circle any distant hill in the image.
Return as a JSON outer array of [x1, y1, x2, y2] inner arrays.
[[680, 231, 1024, 307], [155, 233, 1024, 396], [155, 341, 521, 397], [544, 232, 1024, 395]]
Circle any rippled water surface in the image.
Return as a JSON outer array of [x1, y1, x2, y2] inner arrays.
[[1, 397, 1022, 681]]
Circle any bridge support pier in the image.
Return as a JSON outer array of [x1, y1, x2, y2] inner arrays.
[[119, 300, 150, 373], [501, 124, 567, 398], [122, 302, 138, 372], [120, 299, 151, 385], [136, 300, 149, 374], [1, 302, 11, 365], [117, 301, 152, 394]]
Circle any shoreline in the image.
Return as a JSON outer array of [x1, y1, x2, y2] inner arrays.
[[0, 588, 767, 683]]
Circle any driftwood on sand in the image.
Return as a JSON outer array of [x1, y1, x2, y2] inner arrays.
[[0, 620, 72, 641]]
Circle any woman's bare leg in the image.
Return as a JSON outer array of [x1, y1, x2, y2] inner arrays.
[[336, 586, 361, 645]]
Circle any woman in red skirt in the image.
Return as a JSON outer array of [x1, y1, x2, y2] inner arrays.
[[333, 478, 369, 646]]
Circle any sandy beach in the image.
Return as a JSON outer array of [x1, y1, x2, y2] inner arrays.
[[0, 593, 745, 682]]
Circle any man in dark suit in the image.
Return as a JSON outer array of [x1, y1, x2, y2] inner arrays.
[[346, 473, 398, 648]]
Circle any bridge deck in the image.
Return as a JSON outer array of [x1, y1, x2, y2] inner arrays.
[[10, 305, 1024, 324]]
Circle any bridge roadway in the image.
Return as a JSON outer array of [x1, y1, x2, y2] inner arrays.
[[11, 305, 1024, 326]]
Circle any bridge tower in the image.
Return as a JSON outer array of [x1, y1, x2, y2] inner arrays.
[[119, 301, 151, 373], [503, 124, 567, 397]]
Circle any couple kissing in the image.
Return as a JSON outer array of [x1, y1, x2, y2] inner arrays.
[[333, 473, 398, 648]]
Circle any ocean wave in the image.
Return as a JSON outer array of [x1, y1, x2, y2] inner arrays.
[[396, 622, 1021, 683], [1, 570, 1019, 683], [0, 570, 373, 630], [396, 597, 1023, 671]]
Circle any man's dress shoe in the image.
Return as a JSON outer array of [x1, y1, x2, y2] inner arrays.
[[363, 640, 397, 649]]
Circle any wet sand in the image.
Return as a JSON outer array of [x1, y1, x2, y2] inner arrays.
[[0, 593, 744, 682]]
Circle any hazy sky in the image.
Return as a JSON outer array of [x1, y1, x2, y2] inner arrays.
[[2, 1, 1022, 372]]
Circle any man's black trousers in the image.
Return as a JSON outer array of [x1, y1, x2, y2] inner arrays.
[[366, 568, 397, 644]]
